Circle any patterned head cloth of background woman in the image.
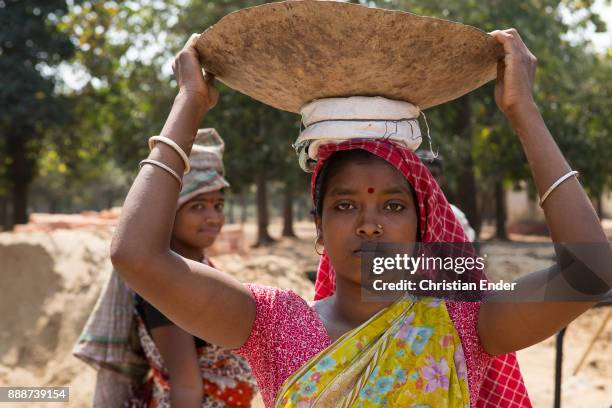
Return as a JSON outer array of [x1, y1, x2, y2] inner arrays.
[[178, 128, 230, 207]]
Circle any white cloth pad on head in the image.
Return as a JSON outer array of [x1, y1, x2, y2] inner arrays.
[[295, 96, 423, 171]]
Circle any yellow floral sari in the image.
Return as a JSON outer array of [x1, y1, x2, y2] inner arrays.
[[275, 295, 470, 408]]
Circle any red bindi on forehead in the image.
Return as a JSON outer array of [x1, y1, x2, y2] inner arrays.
[[367, 187, 375, 194]]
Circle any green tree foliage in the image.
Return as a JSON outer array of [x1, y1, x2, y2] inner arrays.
[[0, 0, 83, 227], [24, 1, 183, 217], [59, 0, 303, 243], [59, 1, 180, 170], [3, 0, 609, 239], [388, 0, 611, 235], [171, 0, 303, 244]]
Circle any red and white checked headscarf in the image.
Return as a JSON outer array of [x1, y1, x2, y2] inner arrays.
[[311, 139, 531, 408]]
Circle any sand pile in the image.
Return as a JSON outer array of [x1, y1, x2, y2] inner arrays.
[[0, 225, 316, 407], [478, 240, 612, 407], [0, 228, 114, 406]]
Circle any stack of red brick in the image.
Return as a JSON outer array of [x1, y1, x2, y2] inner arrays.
[[12, 208, 246, 255], [13, 208, 122, 232]]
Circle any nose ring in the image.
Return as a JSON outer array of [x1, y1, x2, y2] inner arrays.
[[377, 224, 384, 231]]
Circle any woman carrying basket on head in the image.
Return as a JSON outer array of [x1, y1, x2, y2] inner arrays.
[[110, 4, 611, 407]]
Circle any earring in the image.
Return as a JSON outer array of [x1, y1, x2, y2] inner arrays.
[[314, 236, 324, 256]]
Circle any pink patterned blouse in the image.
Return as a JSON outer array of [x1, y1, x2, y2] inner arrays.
[[235, 284, 490, 408]]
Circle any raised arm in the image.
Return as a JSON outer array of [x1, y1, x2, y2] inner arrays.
[[110, 34, 255, 349], [478, 29, 611, 355]]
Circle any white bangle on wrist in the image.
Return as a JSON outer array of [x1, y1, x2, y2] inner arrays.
[[148, 135, 191, 174], [139, 159, 183, 189], [539, 170, 579, 207]]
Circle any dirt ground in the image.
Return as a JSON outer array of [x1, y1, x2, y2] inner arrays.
[[0, 220, 610, 407]]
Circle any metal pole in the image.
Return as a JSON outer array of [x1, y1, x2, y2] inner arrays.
[[554, 327, 567, 408]]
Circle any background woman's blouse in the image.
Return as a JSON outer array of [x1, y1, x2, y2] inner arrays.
[[235, 284, 491, 408], [134, 293, 209, 347]]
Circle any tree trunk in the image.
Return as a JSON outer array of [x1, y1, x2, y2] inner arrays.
[[50, 198, 59, 213], [596, 191, 603, 218], [298, 197, 308, 221], [10, 176, 29, 227], [8, 136, 32, 228], [282, 181, 296, 237], [227, 195, 235, 224], [452, 95, 482, 236], [255, 172, 274, 246], [0, 195, 9, 231], [494, 180, 508, 240], [107, 191, 115, 211], [239, 191, 247, 224]]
